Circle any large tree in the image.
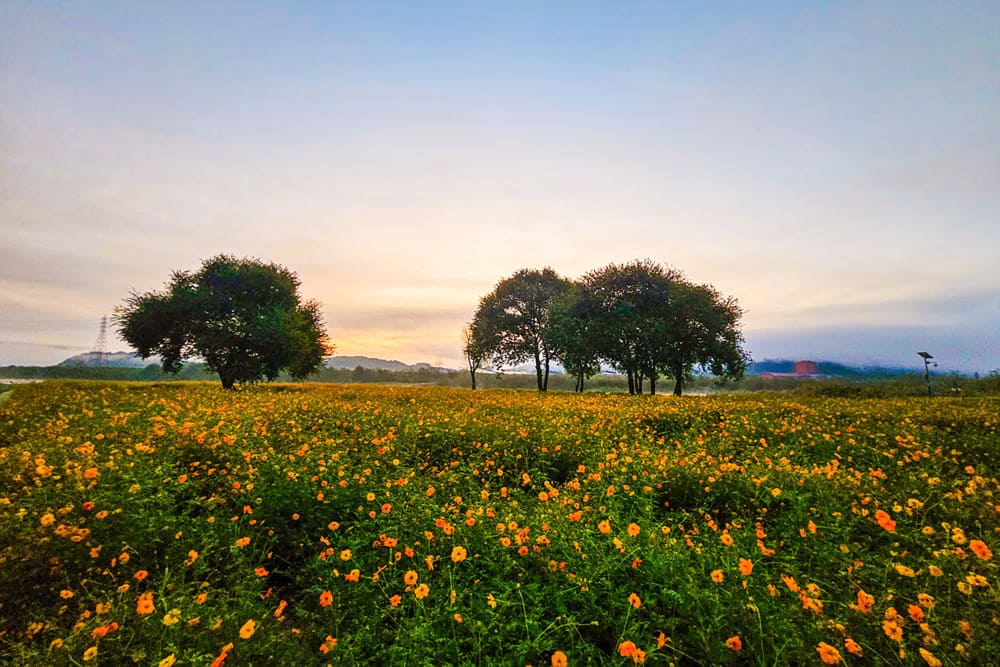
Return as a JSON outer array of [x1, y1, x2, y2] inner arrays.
[[662, 281, 749, 395], [470, 268, 571, 391], [582, 260, 748, 395], [115, 255, 332, 389], [582, 260, 681, 394], [548, 286, 602, 392]]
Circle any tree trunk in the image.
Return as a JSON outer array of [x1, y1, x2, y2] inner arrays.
[[534, 351, 544, 392], [219, 368, 236, 390], [542, 357, 550, 392], [649, 373, 656, 395], [577, 369, 585, 393], [627, 370, 635, 395], [672, 365, 683, 396], [637, 374, 644, 394], [468, 365, 477, 390]]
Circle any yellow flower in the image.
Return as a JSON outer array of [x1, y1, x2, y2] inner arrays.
[[404, 570, 418, 586], [414, 583, 430, 599], [83, 646, 98, 661], [162, 608, 182, 626], [451, 546, 467, 563], [239, 619, 256, 639], [158, 654, 177, 667]]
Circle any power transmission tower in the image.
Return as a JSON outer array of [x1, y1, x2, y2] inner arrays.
[[92, 315, 108, 367]]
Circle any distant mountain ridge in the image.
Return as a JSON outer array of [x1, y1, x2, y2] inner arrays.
[[58, 352, 454, 372], [749, 359, 921, 377], [59, 352, 152, 368], [325, 356, 453, 372]]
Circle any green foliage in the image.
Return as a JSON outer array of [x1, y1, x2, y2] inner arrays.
[[114, 255, 332, 389]]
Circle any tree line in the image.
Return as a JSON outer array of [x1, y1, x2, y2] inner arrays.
[[463, 259, 749, 395]]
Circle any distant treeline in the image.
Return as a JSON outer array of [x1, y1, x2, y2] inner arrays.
[[4, 364, 999, 397]]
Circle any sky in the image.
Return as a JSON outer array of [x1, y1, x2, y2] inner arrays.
[[2, 1, 998, 373]]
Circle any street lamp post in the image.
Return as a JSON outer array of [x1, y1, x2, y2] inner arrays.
[[917, 352, 935, 398]]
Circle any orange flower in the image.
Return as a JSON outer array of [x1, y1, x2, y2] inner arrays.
[[235, 537, 250, 548], [404, 570, 418, 586], [844, 637, 863, 657], [627, 522, 640, 537], [83, 646, 98, 661], [726, 636, 742, 651], [907, 604, 924, 623], [389, 594, 402, 607], [414, 583, 430, 599], [618, 640, 637, 657], [551, 650, 568, 667], [851, 589, 874, 613], [238, 619, 256, 639], [738, 558, 753, 576], [136, 592, 155, 615], [598, 520, 611, 534], [451, 546, 467, 563], [918, 647, 942, 667], [710, 569, 724, 583], [882, 619, 903, 642], [628, 592, 641, 608], [816, 642, 841, 664], [339, 549, 352, 561], [969, 539, 992, 560], [875, 509, 896, 532], [917, 593, 934, 609], [134, 570, 149, 581], [720, 532, 734, 547], [274, 600, 288, 618], [319, 590, 333, 607]]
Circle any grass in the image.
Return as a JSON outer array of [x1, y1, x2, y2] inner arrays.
[[1, 381, 998, 665]]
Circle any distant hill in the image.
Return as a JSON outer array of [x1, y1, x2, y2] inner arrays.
[[58, 352, 153, 368], [326, 356, 453, 373], [749, 359, 919, 377]]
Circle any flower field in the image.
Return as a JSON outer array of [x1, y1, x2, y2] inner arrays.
[[1, 382, 998, 666]]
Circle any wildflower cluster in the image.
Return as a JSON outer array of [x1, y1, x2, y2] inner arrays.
[[0, 381, 997, 664]]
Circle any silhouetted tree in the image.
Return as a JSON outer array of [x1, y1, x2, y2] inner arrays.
[[548, 286, 602, 392], [470, 268, 571, 391], [115, 255, 332, 389]]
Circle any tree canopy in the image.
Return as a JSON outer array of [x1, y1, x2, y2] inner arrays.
[[115, 255, 332, 389], [469, 268, 572, 391], [468, 260, 749, 395]]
